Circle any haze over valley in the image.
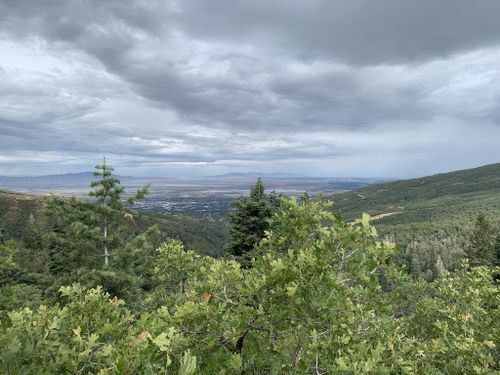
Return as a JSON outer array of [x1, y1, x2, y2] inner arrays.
[[0, 172, 387, 215]]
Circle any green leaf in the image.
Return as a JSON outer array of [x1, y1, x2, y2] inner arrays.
[[228, 354, 242, 370], [336, 357, 350, 371], [152, 332, 170, 351], [286, 281, 298, 297], [179, 350, 197, 375]]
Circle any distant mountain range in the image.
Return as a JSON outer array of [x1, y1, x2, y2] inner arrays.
[[0, 172, 95, 189], [0, 171, 387, 196], [0, 172, 143, 192]]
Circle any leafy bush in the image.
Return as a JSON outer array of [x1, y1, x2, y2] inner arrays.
[[0, 197, 498, 374]]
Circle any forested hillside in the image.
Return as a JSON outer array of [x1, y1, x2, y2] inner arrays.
[[0, 189, 225, 258], [331, 163, 500, 280], [0, 164, 498, 373], [333, 162, 500, 224]]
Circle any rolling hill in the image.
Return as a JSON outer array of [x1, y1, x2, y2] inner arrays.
[[0, 189, 226, 256], [4, 162, 500, 257], [332, 162, 500, 226]]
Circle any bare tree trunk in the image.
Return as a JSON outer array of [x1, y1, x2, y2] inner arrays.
[[103, 156, 109, 267], [104, 215, 109, 266]]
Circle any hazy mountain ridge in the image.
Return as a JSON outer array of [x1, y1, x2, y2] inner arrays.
[[0, 172, 385, 200]]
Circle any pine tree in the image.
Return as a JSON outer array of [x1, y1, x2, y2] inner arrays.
[[45, 157, 150, 272], [225, 178, 278, 266], [89, 157, 149, 266], [493, 234, 500, 267], [44, 196, 102, 274], [466, 213, 495, 266], [0, 240, 20, 285]]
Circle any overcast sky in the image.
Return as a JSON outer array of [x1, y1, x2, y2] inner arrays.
[[1, 0, 500, 178]]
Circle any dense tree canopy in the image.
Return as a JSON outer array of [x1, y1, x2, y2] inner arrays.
[[1, 196, 498, 374], [1, 163, 499, 373]]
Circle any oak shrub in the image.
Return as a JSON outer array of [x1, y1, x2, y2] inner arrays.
[[0, 197, 498, 374]]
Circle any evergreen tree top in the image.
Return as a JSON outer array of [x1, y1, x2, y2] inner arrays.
[[250, 177, 265, 201], [88, 157, 149, 210]]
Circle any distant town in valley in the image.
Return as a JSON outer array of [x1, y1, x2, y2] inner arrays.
[[0, 172, 389, 216]]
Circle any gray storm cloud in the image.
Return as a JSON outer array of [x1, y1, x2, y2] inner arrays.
[[0, 0, 500, 177]]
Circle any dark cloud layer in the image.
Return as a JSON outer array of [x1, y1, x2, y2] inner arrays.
[[177, 0, 500, 64], [1, 0, 500, 177]]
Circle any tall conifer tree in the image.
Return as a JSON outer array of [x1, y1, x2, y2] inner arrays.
[[89, 157, 149, 266], [225, 178, 279, 265], [45, 157, 151, 272], [466, 213, 495, 266], [492, 234, 500, 267]]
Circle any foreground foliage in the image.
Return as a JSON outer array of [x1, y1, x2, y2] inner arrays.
[[1, 197, 498, 374]]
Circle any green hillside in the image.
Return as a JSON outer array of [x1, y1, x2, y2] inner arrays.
[[329, 163, 500, 280], [1, 173, 499, 373], [333, 162, 500, 226], [0, 189, 226, 257], [0, 190, 45, 240]]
